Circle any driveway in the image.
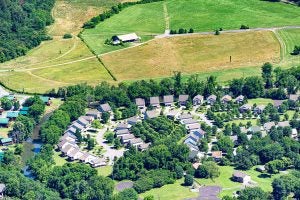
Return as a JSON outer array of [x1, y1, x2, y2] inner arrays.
[[96, 126, 125, 165]]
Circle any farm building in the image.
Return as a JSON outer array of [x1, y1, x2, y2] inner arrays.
[[115, 33, 140, 44], [0, 138, 13, 146], [0, 118, 9, 127], [40, 96, 51, 106]]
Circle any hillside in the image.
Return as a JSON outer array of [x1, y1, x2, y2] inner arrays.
[[0, 0, 55, 63]]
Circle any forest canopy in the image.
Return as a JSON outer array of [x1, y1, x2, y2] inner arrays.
[[0, 0, 55, 63]]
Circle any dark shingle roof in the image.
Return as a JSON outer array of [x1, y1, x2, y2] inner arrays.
[[163, 95, 174, 104]]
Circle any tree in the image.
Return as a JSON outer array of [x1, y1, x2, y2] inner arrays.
[[87, 138, 96, 150], [105, 132, 115, 143], [102, 112, 110, 124], [74, 129, 83, 144], [175, 165, 184, 179], [238, 187, 269, 200], [184, 174, 194, 186], [261, 62, 273, 88], [113, 188, 138, 200], [259, 143, 284, 163], [144, 195, 155, 200], [242, 77, 264, 98], [92, 120, 102, 129], [217, 136, 234, 154], [0, 97, 13, 110], [195, 161, 220, 180], [114, 138, 122, 149], [229, 78, 244, 96]]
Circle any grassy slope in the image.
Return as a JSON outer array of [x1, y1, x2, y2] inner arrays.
[[101, 31, 280, 81], [81, 2, 165, 55], [168, 0, 300, 31]]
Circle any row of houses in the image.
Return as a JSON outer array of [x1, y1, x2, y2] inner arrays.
[[114, 120, 150, 151], [58, 109, 106, 168]]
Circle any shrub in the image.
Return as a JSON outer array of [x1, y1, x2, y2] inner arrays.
[[240, 24, 249, 29], [184, 174, 194, 186], [63, 33, 72, 39]]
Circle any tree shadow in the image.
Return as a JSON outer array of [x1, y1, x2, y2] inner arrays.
[[258, 173, 271, 178]]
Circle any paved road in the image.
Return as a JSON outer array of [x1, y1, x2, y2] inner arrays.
[[96, 125, 125, 165]]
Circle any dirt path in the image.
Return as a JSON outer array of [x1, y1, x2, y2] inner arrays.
[[163, 2, 170, 31], [272, 29, 287, 61]]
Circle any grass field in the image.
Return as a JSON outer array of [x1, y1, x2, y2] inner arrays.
[[101, 31, 280, 81], [140, 178, 198, 200], [247, 98, 274, 105]]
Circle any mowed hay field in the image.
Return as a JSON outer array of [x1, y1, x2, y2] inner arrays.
[[101, 31, 280, 81], [81, 0, 300, 55]]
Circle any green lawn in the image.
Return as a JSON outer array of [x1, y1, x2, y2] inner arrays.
[[97, 165, 113, 177], [278, 28, 300, 58], [140, 178, 198, 200], [53, 151, 67, 166], [248, 98, 273, 105], [226, 118, 258, 126]]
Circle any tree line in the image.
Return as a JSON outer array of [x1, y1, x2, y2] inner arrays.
[[0, 0, 55, 63]]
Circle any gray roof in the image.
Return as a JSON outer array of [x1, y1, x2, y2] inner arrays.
[[178, 95, 189, 102], [135, 98, 145, 107], [129, 138, 143, 144], [138, 143, 150, 150], [127, 116, 139, 124], [0, 183, 5, 193], [255, 105, 265, 111], [249, 126, 261, 133], [150, 96, 160, 105], [116, 123, 128, 129], [235, 95, 244, 102], [186, 123, 201, 130], [167, 110, 180, 117], [264, 122, 275, 131], [233, 171, 249, 178], [207, 95, 217, 101], [67, 148, 80, 158], [71, 122, 84, 131], [163, 95, 174, 104], [182, 118, 198, 125], [289, 94, 299, 101], [240, 104, 252, 110], [79, 152, 91, 161], [221, 95, 232, 102], [230, 135, 238, 142], [278, 121, 290, 127], [145, 110, 159, 119], [77, 117, 89, 126], [178, 113, 193, 120], [86, 109, 100, 116], [99, 103, 111, 112], [193, 95, 204, 101], [62, 144, 74, 154], [115, 129, 130, 135], [121, 134, 135, 140]]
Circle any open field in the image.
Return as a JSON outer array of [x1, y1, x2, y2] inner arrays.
[[140, 178, 198, 200], [101, 31, 280, 81], [247, 98, 274, 105]]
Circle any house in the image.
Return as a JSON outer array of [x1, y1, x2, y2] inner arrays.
[[65, 127, 77, 135], [221, 95, 232, 104], [240, 127, 248, 134], [256, 165, 266, 173], [128, 138, 144, 147], [98, 103, 112, 113], [163, 95, 174, 106], [138, 143, 150, 151], [71, 122, 85, 132], [67, 148, 83, 161], [61, 144, 77, 155], [289, 94, 299, 102], [181, 118, 198, 125], [19, 107, 29, 115], [149, 96, 160, 108], [273, 100, 284, 108], [0, 138, 13, 146], [115, 129, 130, 136], [263, 122, 275, 132], [86, 109, 101, 119], [239, 104, 252, 113], [79, 152, 92, 163], [0, 183, 5, 199], [166, 110, 180, 120], [211, 151, 223, 161], [232, 171, 251, 184], [116, 33, 139, 43], [115, 123, 129, 131], [230, 135, 238, 146], [186, 123, 201, 132], [248, 126, 261, 133], [207, 95, 217, 105], [0, 107, 3, 114], [145, 110, 159, 119], [61, 132, 77, 143], [184, 130, 205, 146], [235, 95, 245, 104], [177, 113, 193, 121], [0, 118, 9, 127], [40, 96, 51, 106], [127, 116, 140, 125], [77, 117, 90, 128], [193, 95, 204, 106], [120, 134, 135, 144], [135, 98, 146, 109], [178, 95, 189, 106], [81, 116, 94, 123], [278, 121, 290, 128], [90, 157, 106, 168], [6, 111, 19, 120], [254, 105, 265, 114]]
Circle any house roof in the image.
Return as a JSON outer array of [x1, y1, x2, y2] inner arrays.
[[72, 122, 84, 130], [86, 109, 100, 115], [278, 121, 290, 127], [67, 148, 80, 158], [230, 135, 238, 142], [138, 143, 150, 150], [77, 117, 89, 126], [186, 123, 201, 130], [121, 134, 135, 140], [0, 183, 5, 193], [115, 129, 130, 135], [0, 118, 9, 124], [255, 105, 266, 111], [127, 116, 139, 124], [79, 152, 91, 161], [1, 138, 12, 143], [99, 103, 111, 112], [90, 157, 106, 165], [129, 138, 143, 144], [167, 110, 180, 117], [178, 113, 193, 120], [40, 96, 50, 103], [212, 151, 222, 158], [61, 144, 74, 154], [145, 110, 159, 119], [178, 95, 189, 102], [116, 123, 128, 129], [249, 126, 261, 133], [221, 95, 232, 102], [240, 104, 252, 110], [273, 100, 284, 107], [163, 95, 174, 104], [150, 96, 160, 105], [263, 122, 275, 130], [117, 33, 139, 42], [235, 95, 244, 102], [233, 171, 249, 178], [20, 106, 29, 111], [182, 118, 198, 125], [6, 111, 19, 118], [207, 95, 217, 101], [135, 98, 145, 106], [193, 95, 204, 101], [289, 94, 299, 101]]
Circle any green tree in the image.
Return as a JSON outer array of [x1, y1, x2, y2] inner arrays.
[[184, 174, 194, 186], [113, 188, 138, 200], [238, 187, 269, 200]]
